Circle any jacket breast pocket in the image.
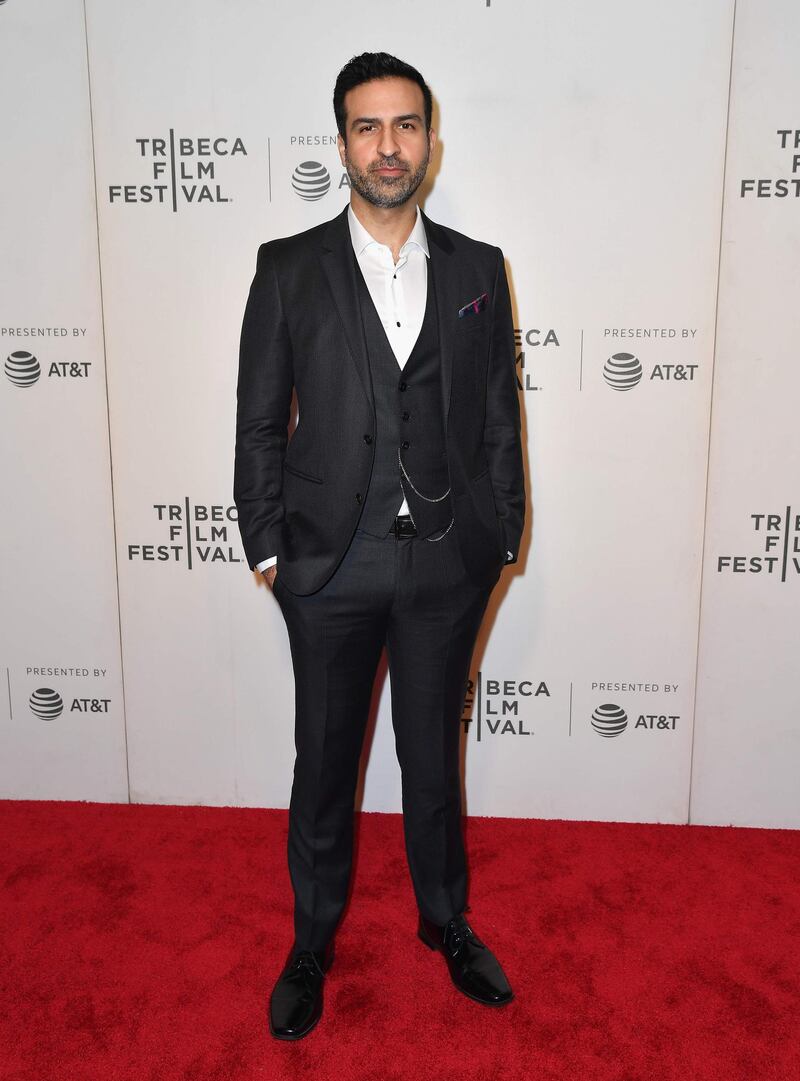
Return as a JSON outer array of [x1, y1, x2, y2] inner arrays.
[[456, 311, 489, 334]]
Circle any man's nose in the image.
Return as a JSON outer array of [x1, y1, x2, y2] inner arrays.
[[377, 126, 401, 159]]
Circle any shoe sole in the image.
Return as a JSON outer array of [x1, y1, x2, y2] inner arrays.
[[417, 929, 515, 1007], [269, 1010, 322, 1040]]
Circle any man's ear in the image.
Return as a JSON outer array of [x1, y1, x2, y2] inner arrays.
[[336, 132, 346, 166]]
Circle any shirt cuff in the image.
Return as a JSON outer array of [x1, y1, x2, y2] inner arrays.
[[256, 555, 277, 572]]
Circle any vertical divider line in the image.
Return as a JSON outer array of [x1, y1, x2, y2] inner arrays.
[[687, 0, 738, 826], [780, 504, 791, 583], [185, 496, 193, 570], [477, 669, 482, 742], [169, 127, 178, 212], [81, 0, 132, 804]]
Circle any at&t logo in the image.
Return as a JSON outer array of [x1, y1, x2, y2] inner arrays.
[[291, 161, 331, 201], [28, 687, 111, 718], [29, 688, 63, 719], [4, 351, 91, 387], [591, 701, 678, 737], [602, 351, 698, 390]]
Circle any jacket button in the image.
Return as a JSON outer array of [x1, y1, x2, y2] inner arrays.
[[363, 434, 373, 444], [398, 381, 407, 391], [355, 492, 362, 503], [401, 440, 410, 450], [402, 411, 410, 421]]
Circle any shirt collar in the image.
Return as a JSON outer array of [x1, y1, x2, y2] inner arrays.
[[347, 202, 430, 259]]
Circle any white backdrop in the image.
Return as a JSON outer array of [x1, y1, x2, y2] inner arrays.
[[691, 0, 800, 828], [0, 0, 127, 801], [1, 0, 797, 828]]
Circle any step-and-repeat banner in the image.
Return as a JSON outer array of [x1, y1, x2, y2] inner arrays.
[[691, 1, 800, 828], [0, 0, 127, 801], [1, 0, 797, 828]]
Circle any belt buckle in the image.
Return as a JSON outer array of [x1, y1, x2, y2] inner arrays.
[[394, 515, 417, 538]]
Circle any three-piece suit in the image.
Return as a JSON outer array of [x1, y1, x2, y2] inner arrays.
[[234, 201, 525, 951]]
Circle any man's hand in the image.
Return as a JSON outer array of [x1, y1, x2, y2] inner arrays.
[[262, 565, 278, 589]]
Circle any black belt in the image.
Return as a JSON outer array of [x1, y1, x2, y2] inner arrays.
[[390, 514, 417, 537]]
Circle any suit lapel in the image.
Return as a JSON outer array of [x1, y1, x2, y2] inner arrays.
[[319, 202, 458, 430], [420, 207, 457, 431], [319, 205, 373, 408]]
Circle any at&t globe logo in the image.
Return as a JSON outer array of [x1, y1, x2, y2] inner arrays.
[[5, 350, 41, 387], [291, 161, 331, 201], [591, 702, 628, 737], [603, 352, 643, 391], [29, 688, 64, 720]]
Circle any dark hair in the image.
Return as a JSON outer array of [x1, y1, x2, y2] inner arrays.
[[333, 52, 433, 143]]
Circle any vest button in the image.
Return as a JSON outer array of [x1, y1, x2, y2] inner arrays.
[[398, 381, 407, 391], [355, 492, 362, 504], [363, 434, 373, 444], [401, 440, 410, 450], [402, 411, 410, 421]]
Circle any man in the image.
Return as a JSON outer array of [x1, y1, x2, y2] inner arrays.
[[234, 52, 525, 1039]]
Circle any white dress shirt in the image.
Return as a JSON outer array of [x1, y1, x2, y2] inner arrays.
[[256, 203, 430, 573]]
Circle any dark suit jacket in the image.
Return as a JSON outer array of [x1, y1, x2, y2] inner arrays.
[[233, 203, 525, 595]]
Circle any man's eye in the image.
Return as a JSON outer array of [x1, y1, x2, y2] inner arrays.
[[359, 125, 374, 133]]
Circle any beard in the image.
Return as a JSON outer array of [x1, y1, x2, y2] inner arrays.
[[343, 147, 429, 209]]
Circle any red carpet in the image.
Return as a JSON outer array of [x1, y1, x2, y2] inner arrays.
[[1, 800, 798, 1081]]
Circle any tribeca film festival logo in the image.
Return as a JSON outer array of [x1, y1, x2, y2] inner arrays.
[[514, 327, 556, 393], [109, 133, 247, 211], [127, 499, 241, 567], [740, 129, 800, 199], [3, 666, 112, 721], [461, 673, 550, 740], [717, 508, 800, 583]]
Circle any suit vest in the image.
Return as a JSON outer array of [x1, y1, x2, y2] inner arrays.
[[353, 249, 454, 539]]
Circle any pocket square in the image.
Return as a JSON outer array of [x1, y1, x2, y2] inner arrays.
[[457, 292, 488, 318]]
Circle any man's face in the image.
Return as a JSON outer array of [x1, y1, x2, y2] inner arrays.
[[337, 76, 436, 209]]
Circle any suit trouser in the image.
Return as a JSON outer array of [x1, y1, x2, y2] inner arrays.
[[271, 519, 500, 952]]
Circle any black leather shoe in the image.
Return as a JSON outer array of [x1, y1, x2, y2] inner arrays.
[[268, 941, 335, 1040], [418, 912, 513, 1006]]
